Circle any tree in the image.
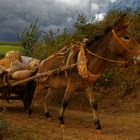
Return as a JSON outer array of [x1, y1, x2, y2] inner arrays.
[[18, 19, 41, 56]]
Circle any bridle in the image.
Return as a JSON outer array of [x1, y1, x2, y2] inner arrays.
[[112, 29, 135, 55], [85, 29, 137, 64]]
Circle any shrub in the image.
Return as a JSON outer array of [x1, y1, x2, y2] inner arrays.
[[95, 71, 114, 87], [18, 19, 41, 56]]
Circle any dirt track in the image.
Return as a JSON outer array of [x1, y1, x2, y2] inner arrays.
[[0, 101, 140, 140]]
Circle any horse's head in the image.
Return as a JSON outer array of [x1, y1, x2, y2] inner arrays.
[[108, 14, 140, 64]]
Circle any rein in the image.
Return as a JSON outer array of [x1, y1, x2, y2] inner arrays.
[[85, 48, 126, 64]]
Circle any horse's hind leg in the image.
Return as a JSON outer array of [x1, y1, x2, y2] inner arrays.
[[58, 79, 75, 128], [85, 85, 101, 130], [43, 86, 55, 119]]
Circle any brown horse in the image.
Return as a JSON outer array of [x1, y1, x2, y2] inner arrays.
[[33, 15, 140, 130]]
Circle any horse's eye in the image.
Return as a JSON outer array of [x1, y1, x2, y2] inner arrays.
[[123, 36, 130, 40]]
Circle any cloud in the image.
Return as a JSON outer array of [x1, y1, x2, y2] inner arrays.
[[110, 0, 117, 2], [95, 13, 106, 21], [0, 0, 115, 41]]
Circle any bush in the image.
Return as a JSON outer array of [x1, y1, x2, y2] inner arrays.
[[24, 10, 140, 59], [95, 71, 114, 87], [18, 19, 41, 56]]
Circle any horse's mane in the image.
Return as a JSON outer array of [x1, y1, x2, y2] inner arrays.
[[86, 25, 113, 47]]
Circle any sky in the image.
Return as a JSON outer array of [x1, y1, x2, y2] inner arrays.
[[0, 0, 119, 42]]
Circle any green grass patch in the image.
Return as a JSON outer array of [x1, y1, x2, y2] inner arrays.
[[0, 42, 20, 46], [0, 44, 23, 58]]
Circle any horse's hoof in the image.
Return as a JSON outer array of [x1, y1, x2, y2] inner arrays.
[[95, 124, 102, 130], [44, 112, 52, 121], [95, 120, 102, 130], [59, 124, 66, 129]]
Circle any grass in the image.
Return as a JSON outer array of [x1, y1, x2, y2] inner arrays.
[[0, 45, 22, 53], [0, 42, 20, 46], [0, 43, 23, 58]]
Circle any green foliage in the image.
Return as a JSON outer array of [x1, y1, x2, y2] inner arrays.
[[73, 14, 108, 41], [32, 43, 47, 59], [0, 42, 20, 46], [18, 19, 41, 56], [102, 71, 113, 80], [73, 14, 90, 40], [0, 44, 23, 58], [95, 71, 114, 87], [34, 28, 74, 59], [74, 14, 87, 35], [21, 9, 140, 59]]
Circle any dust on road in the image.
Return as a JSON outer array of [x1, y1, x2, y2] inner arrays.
[[0, 102, 140, 140]]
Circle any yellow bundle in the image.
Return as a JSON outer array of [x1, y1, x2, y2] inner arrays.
[[77, 44, 101, 81]]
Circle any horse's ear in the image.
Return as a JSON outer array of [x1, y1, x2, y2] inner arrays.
[[114, 13, 127, 28]]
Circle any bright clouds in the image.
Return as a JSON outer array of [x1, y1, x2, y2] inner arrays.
[[95, 13, 106, 21], [55, 0, 82, 6], [110, 0, 117, 2]]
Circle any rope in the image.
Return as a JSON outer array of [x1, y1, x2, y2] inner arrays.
[[85, 48, 126, 64]]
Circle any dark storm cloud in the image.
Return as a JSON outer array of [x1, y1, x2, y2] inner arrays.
[[0, 0, 116, 41]]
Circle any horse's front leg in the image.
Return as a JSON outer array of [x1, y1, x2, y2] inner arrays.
[[85, 85, 101, 130], [58, 79, 75, 128]]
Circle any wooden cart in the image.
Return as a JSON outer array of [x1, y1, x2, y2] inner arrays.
[[0, 63, 76, 110], [0, 73, 36, 110]]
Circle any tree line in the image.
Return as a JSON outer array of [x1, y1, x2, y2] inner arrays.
[[18, 10, 140, 59]]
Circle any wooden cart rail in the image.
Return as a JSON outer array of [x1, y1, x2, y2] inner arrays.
[[8, 63, 77, 87]]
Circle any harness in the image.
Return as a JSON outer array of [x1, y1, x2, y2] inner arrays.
[[77, 29, 138, 81]]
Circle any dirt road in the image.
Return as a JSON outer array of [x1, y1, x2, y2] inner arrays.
[[0, 101, 140, 140]]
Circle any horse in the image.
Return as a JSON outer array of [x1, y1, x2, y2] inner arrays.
[[33, 15, 140, 130]]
